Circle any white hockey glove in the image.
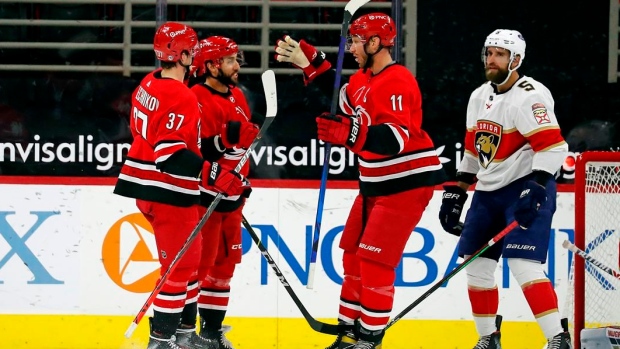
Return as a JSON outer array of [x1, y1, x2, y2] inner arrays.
[[274, 35, 331, 85]]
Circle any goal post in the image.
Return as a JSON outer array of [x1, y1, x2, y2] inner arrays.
[[569, 151, 620, 347]]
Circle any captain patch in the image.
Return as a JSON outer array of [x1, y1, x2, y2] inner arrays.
[[531, 103, 551, 125]]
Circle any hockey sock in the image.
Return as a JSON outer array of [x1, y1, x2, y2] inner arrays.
[[338, 251, 362, 324], [468, 286, 499, 336], [522, 280, 563, 339], [180, 278, 199, 327], [358, 258, 395, 338], [199, 263, 235, 331], [152, 267, 192, 337], [466, 257, 499, 337]]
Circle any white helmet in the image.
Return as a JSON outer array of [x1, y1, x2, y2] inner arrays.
[[483, 29, 526, 66]]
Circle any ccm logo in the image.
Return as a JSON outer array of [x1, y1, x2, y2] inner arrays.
[[231, 244, 242, 250]]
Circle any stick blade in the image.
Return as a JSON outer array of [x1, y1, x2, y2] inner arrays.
[[344, 0, 371, 15], [261, 70, 278, 118]]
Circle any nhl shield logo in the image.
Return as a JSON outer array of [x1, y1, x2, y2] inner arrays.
[[475, 120, 502, 168]]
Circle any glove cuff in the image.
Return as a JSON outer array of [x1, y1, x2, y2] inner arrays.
[[302, 58, 331, 85], [345, 117, 368, 153], [532, 170, 553, 187]]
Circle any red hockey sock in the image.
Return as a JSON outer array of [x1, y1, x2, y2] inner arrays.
[[468, 286, 499, 336], [359, 258, 395, 331], [338, 251, 362, 323], [523, 280, 562, 338]]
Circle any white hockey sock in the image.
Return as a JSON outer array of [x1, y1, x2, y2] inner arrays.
[[474, 316, 497, 337], [537, 312, 563, 340]]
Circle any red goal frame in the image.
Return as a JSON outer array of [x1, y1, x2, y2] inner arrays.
[[574, 151, 620, 347]]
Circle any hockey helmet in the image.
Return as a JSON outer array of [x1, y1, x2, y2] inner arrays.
[[153, 22, 198, 62], [349, 12, 396, 47], [193, 36, 244, 76], [482, 29, 526, 66]]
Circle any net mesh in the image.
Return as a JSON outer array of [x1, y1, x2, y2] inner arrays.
[[565, 158, 620, 340]]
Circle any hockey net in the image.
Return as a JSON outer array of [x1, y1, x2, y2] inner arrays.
[[564, 151, 620, 347]]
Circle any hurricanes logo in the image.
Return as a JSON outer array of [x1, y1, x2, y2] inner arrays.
[[101, 213, 160, 293], [475, 120, 502, 168]]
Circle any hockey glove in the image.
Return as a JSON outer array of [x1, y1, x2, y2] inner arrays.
[[316, 112, 367, 153], [220, 121, 259, 149], [439, 185, 468, 236], [203, 161, 252, 198], [513, 180, 547, 230], [274, 35, 331, 85]]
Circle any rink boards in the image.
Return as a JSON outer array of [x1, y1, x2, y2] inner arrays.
[[0, 180, 577, 348]]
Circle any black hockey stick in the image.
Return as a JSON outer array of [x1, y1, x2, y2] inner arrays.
[[385, 221, 519, 329], [125, 70, 278, 338], [308, 0, 371, 290], [242, 215, 349, 336]]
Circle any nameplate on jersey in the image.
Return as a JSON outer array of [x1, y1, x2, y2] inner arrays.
[[475, 120, 502, 168]]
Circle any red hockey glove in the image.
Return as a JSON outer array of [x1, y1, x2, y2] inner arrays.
[[202, 161, 252, 198], [316, 112, 367, 153], [274, 35, 331, 85], [221, 121, 259, 149]]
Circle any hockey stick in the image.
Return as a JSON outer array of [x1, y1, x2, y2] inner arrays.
[[241, 215, 346, 335], [124, 70, 278, 338], [562, 240, 620, 280], [307, 0, 371, 290], [385, 220, 519, 329]]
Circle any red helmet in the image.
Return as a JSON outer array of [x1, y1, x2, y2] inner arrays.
[[349, 13, 396, 47], [192, 36, 241, 76], [153, 22, 198, 62]]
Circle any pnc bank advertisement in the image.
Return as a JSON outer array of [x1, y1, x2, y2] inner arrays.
[[0, 182, 589, 348]]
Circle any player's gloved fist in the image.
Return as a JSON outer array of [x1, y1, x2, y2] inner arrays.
[[203, 161, 252, 198], [513, 180, 547, 230], [316, 112, 367, 153], [274, 35, 331, 85], [221, 120, 259, 149], [439, 185, 468, 236]]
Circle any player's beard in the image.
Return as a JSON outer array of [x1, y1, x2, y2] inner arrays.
[[485, 66, 509, 85], [216, 70, 238, 87]]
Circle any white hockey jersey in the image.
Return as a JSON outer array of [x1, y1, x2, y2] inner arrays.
[[458, 75, 568, 191]]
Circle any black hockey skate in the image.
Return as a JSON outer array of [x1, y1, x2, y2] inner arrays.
[[325, 323, 357, 349], [175, 326, 218, 349], [545, 318, 571, 349], [147, 318, 187, 349], [472, 315, 502, 349], [200, 324, 235, 349]]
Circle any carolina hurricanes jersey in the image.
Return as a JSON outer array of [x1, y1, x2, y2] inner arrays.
[[458, 75, 568, 191], [340, 64, 445, 196], [191, 83, 252, 211], [114, 70, 202, 207]]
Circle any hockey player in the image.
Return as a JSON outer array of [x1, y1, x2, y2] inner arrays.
[[275, 13, 446, 349], [438, 29, 572, 349], [186, 35, 259, 349], [113, 23, 250, 349]]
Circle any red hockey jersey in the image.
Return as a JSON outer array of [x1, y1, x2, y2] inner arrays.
[[340, 64, 445, 196], [114, 70, 202, 207], [191, 83, 252, 211]]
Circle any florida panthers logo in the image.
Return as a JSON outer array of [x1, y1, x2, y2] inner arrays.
[[475, 120, 502, 168]]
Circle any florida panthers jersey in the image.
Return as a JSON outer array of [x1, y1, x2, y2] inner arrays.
[[340, 64, 445, 196], [458, 75, 568, 191], [114, 70, 202, 207], [191, 83, 252, 211]]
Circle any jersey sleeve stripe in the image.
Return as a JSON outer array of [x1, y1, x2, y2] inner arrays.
[[385, 123, 407, 153]]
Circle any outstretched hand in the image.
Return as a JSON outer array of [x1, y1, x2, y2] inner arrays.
[[274, 35, 331, 84]]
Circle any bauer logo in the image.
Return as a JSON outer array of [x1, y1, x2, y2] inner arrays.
[[101, 213, 160, 293]]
